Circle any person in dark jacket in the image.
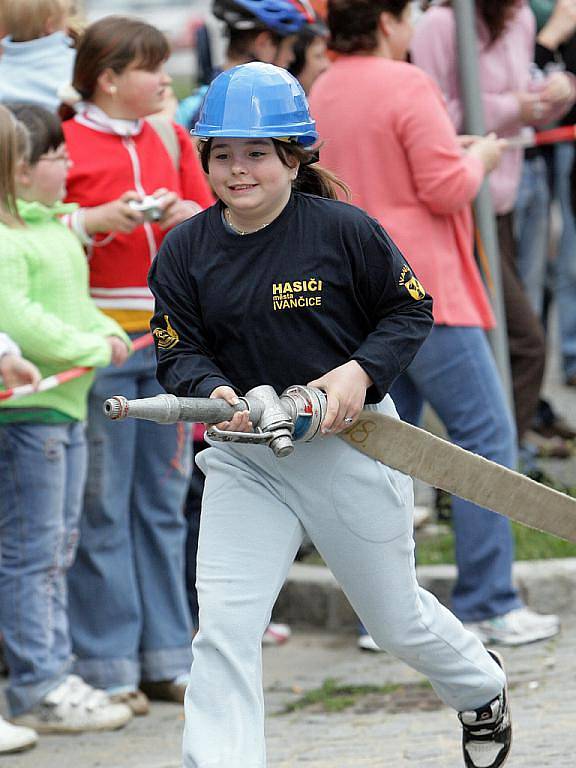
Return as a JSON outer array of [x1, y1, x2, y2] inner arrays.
[[149, 61, 511, 768]]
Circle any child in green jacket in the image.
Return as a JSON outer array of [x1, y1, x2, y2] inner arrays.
[[0, 104, 133, 735]]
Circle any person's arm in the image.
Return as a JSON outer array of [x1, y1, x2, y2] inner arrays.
[[532, 0, 557, 32], [349, 221, 434, 402], [537, 0, 576, 52], [0, 332, 20, 359], [0, 354, 41, 389], [394, 68, 494, 215], [411, 7, 524, 135], [61, 193, 145, 244], [148, 234, 234, 398], [149, 124, 215, 231], [0, 334, 40, 388], [82, 294, 131, 346], [0, 242, 113, 369]]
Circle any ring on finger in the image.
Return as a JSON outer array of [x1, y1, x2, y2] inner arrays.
[[343, 417, 354, 424]]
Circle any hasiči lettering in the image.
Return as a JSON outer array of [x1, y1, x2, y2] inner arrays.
[[272, 277, 323, 311]]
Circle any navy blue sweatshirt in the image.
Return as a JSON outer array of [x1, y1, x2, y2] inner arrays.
[[149, 192, 433, 403]]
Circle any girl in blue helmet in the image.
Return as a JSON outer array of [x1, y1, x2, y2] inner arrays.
[[149, 62, 508, 768]]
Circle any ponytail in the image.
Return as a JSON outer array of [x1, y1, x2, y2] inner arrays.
[[274, 142, 350, 200], [0, 105, 29, 227], [198, 138, 350, 201]]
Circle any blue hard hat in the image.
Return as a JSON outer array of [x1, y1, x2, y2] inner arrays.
[[193, 62, 318, 146], [213, 0, 317, 36]]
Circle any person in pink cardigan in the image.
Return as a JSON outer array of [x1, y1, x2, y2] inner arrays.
[[411, 0, 575, 454], [310, 0, 560, 650]]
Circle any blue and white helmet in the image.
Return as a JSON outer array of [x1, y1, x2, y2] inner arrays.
[[212, 0, 320, 36]]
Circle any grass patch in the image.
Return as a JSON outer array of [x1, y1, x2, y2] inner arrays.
[[280, 678, 436, 715], [417, 474, 576, 564], [172, 75, 196, 101], [416, 520, 576, 565], [281, 678, 401, 714]]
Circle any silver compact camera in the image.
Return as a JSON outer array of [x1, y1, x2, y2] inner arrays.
[[128, 195, 165, 222]]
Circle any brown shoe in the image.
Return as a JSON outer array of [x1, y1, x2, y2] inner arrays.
[[109, 689, 150, 717], [139, 680, 186, 704]]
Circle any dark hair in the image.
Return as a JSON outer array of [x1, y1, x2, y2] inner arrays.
[[198, 138, 350, 199], [289, 26, 320, 79], [227, 27, 283, 59], [422, 0, 522, 44], [59, 16, 169, 120], [328, 0, 409, 54], [8, 104, 64, 164]]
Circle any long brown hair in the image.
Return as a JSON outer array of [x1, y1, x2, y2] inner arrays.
[[422, 0, 522, 43], [59, 16, 169, 120], [0, 105, 30, 227], [199, 138, 350, 200]]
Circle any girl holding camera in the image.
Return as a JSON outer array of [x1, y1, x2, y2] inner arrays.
[[58, 16, 213, 712]]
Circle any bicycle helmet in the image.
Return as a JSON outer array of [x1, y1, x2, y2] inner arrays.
[[212, 0, 319, 36]]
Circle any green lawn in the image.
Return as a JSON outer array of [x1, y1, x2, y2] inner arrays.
[[172, 76, 196, 101], [416, 473, 576, 564], [416, 520, 576, 565]]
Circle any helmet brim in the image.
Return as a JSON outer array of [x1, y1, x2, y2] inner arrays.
[[192, 127, 318, 146]]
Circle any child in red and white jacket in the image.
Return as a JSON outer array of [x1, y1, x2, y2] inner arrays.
[[58, 16, 213, 711]]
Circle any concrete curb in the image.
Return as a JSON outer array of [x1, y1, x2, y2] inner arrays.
[[275, 559, 576, 630]]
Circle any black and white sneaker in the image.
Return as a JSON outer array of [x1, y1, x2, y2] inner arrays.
[[458, 651, 511, 768]]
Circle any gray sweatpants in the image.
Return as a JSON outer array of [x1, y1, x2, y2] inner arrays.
[[184, 396, 505, 768]]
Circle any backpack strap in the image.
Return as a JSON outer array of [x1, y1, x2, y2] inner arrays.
[[146, 114, 181, 171]]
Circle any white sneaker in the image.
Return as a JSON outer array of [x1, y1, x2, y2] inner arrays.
[[0, 715, 37, 754], [12, 675, 133, 734], [262, 622, 291, 646], [465, 607, 560, 647], [357, 633, 385, 652], [459, 650, 511, 768]]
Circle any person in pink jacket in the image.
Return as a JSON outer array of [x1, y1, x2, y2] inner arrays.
[[310, 0, 560, 649], [411, 0, 575, 455]]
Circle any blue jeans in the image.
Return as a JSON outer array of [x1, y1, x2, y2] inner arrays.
[[553, 142, 576, 379], [0, 421, 86, 716], [390, 325, 522, 622], [514, 155, 550, 317], [68, 341, 193, 689]]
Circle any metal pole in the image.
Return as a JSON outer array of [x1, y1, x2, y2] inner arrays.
[[453, 0, 513, 405]]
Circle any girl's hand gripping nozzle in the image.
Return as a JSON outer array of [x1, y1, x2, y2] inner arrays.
[[103, 385, 326, 458]]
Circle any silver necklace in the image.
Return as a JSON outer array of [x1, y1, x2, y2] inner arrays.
[[224, 207, 271, 235]]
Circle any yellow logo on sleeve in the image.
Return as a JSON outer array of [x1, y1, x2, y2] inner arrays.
[[153, 315, 179, 349], [399, 265, 426, 301]]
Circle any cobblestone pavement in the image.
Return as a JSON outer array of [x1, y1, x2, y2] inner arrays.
[[2, 618, 575, 767]]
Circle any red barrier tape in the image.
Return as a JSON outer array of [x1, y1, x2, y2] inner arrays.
[[0, 332, 153, 402]]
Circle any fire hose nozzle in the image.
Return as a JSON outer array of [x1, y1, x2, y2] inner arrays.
[[102, 385, 326, 457], [103, 395, 129, 420]]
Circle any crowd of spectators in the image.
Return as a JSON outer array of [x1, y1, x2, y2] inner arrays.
[[0, 0, 576, 758]]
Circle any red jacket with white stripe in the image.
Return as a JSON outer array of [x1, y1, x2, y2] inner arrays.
[[63, 117, 213, 324]]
